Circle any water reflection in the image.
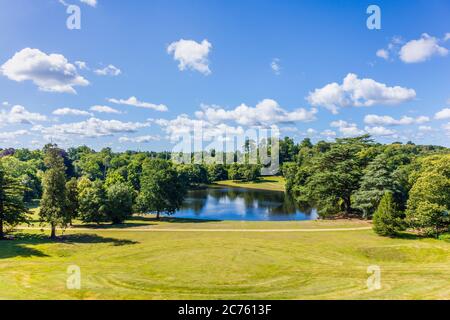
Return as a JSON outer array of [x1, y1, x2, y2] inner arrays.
[[177, 186, 318, 221]]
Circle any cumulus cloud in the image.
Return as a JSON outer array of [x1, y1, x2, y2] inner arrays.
[[1, 48, 89, 94], [364, 114, 430, 126], [0, 130, 29, 142], [90, 105, 122, 114], [307, 73, 416, 114], [119, 135, 161, 143], [94, 64, 121, 76], [0, 105, 47, 126], [167, 39, 212, 75], [32, 118, 149, 138], [399, 33, 448, 63], [108, 96, 168, 112], [52, 108, 92, 117], [75, 61, 88, 70], [195, 99, 317, 126], [364, 126, 397, 137], [330, 120, 365, 137], [156, 115, 244, 142], [435, 108, 450, 120]]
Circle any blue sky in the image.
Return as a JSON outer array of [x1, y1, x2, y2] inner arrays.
[[0, 0, 449, 151]]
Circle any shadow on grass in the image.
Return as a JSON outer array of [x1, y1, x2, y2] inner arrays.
[[0, 233, 138, 259], [72, 221, 155, 229]]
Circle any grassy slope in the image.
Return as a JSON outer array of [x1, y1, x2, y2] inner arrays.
[[1, 218, 450, 300], [214, 176, 286, 192]]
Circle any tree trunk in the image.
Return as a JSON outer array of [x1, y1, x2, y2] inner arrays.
[[156, 211, 160, 220], [50, 224, 56, 239]]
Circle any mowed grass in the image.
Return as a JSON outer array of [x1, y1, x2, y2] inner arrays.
[[215, 176, 286, 192], [1, 218, 450, 300]]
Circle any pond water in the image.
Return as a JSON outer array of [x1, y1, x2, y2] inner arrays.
[[175, 186, 318, 221]]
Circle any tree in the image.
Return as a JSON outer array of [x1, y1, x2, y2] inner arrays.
[[66, 178, 79, 225], [39, 147, 69, 238], [353, 153, 399, 218], [106, 182, 135, 224], [373, 192, 404, 236], [0, 164, 29, 239], [406, 155, 450, 237], [136, 159, 186, 220], [78, 178, 108, 224], [304, 136, 372, 216]]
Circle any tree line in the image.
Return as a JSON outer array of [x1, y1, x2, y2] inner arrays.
[[0, 144, 262, 239]]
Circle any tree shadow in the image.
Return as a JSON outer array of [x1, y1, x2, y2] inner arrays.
[[72, 221, 155, 229], [394, 232, 426, 240], [0, 233, 138, 259]]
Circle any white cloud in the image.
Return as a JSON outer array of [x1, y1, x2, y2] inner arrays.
[[94, 64, 121, 76], [80, 0, 97, 7], [271, 58, 281, 75], [418, 125, 432, 132], [445, 33, 450, 41], [1, 48, 89, 94], [119, 135, 161, 143], [330, 120, 365, 137], [376, 49, 389, 60], [320, 129, 336, 137], [364, 114, 429, 126], [0, 130, 28, 142], [0, 105, 47, 126], [90, 105, 122, 114], [156, 115, 245, 142], [75, 61, 88, 70], [195, 99, 317, 126], [32, 118, 149, 138], [167, 39, 212, 75], [307, 73, 416, 114], [364, 126, 396, 137], [435, 108, 450, 120], [108, 96, 168, 112], [399, 33, 448, 63], [52, 108, 92, 117]]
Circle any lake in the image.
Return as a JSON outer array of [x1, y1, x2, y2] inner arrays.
[[176, 186, 318, 221]]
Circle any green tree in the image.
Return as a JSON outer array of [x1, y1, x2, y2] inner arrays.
[[78, 178, 108, 224], [136, 159, 186, 220], [353, 153, 399, 218], [373, 192, 404, 236], [66, 177, 79, 225], [106, 182, 135, 224], [39, 147, 69, 238], [0, 164, 29, 239]]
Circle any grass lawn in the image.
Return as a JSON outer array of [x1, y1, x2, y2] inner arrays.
[[214, 176, 286, 192], [1, 217, 450, 300]]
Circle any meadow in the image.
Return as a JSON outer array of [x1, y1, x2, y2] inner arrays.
[[1, 216, 449, 300]]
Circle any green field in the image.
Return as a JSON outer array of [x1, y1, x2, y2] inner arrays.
[[214, 176, 286, 192], [1, 216, 449, 300]]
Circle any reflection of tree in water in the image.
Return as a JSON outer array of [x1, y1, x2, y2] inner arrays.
[[180, 190, 208, 214]]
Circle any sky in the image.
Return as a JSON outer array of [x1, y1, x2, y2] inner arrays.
[[0, 0, 449, 152]]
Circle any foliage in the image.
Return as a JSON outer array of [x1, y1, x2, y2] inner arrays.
[[39, 147, 69, 238], [78, 178, 108, 224], [65, 177, 79, 224], [136, 159, 187, 219], [0, 164, 29, 238], [373, 192, 405, 236], [105, 182, 135, 224]]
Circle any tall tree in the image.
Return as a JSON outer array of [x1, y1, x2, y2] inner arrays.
[[0, 164, 29, 239], [66, 177, 79, 225], [136, 159, 186, 220], [39, 147, 69, 239], [78, 178, 108, 224], [106, 182, 135, 224]]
